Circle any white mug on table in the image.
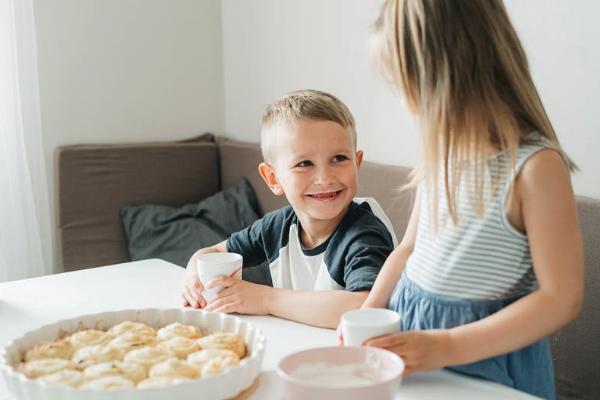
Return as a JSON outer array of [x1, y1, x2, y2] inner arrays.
[[341, 308, 401, 346], [196, 252, 243, 302]]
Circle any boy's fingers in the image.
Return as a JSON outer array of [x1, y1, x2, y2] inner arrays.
[[210, 300, 241, 314], [205, 293, 236, 312], [229, 267, 242, 278], [206, 276, 236, 289], [183, 287, 198, 308], [182, 294, 190, 307]]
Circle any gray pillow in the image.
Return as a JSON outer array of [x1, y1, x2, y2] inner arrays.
[[120, 178, 260, 267]]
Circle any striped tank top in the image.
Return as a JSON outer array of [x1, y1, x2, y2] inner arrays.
[[405, 134, 553, 300]]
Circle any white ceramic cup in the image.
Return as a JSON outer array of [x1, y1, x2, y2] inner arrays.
[[196, 252, 243, 302], [341, 308, 401, 347]]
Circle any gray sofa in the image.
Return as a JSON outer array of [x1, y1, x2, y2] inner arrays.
[[56, 134, 599, 400]]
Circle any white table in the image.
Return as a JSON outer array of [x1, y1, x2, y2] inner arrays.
[[0, 259, 537, 399]]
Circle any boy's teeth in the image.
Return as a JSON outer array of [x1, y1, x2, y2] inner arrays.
[[311, 191, 337, 198]]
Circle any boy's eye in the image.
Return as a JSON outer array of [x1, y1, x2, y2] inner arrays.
[[332, 155, 349, 163], [295, 160, 313, 168]]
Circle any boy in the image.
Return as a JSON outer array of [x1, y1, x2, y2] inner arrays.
[[182, 90, 396, 328]]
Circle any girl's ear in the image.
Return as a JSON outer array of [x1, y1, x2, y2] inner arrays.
[[355, 150, 364, 168], [258, 162, 284, 196]]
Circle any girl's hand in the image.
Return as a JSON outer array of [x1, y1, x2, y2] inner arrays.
[[203, 276, 270, 315], [182, 257, 206, 309], [364, 330, 455, 376]]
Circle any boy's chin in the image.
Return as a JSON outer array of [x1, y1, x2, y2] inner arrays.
[[303, 203, 351, 222]]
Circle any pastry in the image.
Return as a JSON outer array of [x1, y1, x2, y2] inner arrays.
[[200, 357, 237, 377], [148, 358, 198, 379], [156, 322, 202, 341], [187, 349, 239, 370], [37, 369, 84, 388], [197, 332, 246, 358], [109, 331, 157, 353], [158, 336, 199, 359], [79, 375, 135, 390], [137, 376, 192, 389], [18, 358, 77, 379], [123, 346, 168, 369], [71, 344, 125, 369], [24, 338, 73, 362], [68, 329, 111, 351], [83, 360, 147, 384], [108, 321, 155, 338]]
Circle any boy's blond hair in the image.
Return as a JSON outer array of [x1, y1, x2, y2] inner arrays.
[[260, 90, 357, 163]]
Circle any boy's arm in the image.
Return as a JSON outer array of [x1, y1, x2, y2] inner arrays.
[[182, 240, 227, 308], [203, 280, 367, 328], [267, 289, 368, 328], [362, 189, 421, 308]]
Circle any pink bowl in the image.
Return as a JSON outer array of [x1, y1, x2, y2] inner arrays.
[[276, 346, 404, 400]]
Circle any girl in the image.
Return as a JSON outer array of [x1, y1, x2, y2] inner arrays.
[[361, 1, 584, 398]]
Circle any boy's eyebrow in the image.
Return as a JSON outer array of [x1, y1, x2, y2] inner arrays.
[[288, 148, 354, 162]]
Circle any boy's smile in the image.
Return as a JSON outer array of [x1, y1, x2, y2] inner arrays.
[[259, 118, 363, 247]]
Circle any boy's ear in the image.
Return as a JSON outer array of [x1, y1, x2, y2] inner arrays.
[[258, 162, 284, 196], [355, 150, 364, 168]]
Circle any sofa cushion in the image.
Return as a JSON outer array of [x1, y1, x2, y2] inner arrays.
[[120, 178, 260, 268]]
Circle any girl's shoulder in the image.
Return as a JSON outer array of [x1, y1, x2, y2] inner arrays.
[[516, 148, 572, 197]]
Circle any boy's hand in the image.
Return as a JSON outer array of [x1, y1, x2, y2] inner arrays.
[[364, 330, 455, 376], [182, 258, 206, 309], [203, 276, 270, 315], [337, 322, 344, 345]]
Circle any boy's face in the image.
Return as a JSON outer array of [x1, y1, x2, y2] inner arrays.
[[259, 119, 363, 224]]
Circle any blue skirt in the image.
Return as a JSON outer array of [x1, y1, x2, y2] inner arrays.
[[388, 274, 555, 399]]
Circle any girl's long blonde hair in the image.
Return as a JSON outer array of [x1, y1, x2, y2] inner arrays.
[[373, 0, 575, 223]]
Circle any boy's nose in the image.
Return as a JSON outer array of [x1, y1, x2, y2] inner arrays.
[[314, 167, 336, 185]]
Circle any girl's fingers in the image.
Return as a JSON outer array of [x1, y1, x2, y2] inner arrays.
[[364, 333, 406, 348]]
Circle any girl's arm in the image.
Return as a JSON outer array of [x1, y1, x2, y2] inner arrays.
[[361, 188, 421, 309], [366, 150, 584, 373]]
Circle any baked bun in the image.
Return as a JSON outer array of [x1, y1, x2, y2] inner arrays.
[[83, 360, 147, 384], [157, 322, 202, 341], [148, 358, 198, 379], [18, 358, 77, 379], [71, 344, 125, 369], [108, 321, 155, 338], [186, 349, 239, 370], [123, 346, 168, 369], [24, 338, 73, 362], [137, 376, 192, 389], [159, 336, 199, 359], [37, 369, 84, 388], [109, 331, 157, 353], [79, 375, 135, 390], [197, 332, 246, 358], [68, 330, 111, 351]]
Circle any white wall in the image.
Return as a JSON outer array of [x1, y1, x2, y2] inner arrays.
[[33, 0, 225, 270], [222, 0, 600, 199]]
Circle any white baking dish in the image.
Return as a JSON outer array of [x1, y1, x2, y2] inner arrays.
[[0, 308, 265, 400]]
